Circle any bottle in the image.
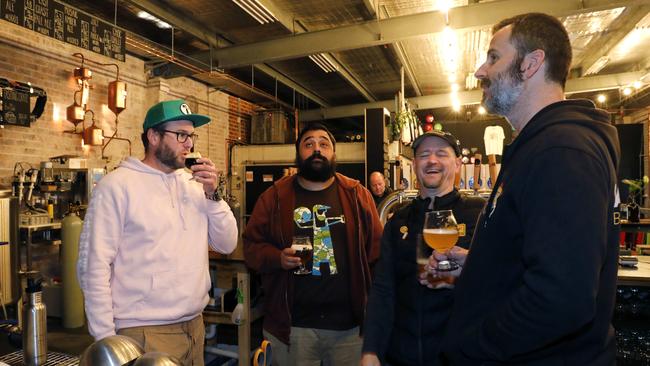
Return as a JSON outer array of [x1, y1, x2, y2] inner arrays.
[[231, 287, 244, 325], [47, 199, 54, 222], [23, 278, 47, 366]]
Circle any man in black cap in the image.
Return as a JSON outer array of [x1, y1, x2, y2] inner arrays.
[[244, 123, 383, 366], [78, 99, 237, 365], [361, 130, 485, 366]]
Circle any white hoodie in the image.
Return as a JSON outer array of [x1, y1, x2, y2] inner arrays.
[[77, 157, 238, 340]]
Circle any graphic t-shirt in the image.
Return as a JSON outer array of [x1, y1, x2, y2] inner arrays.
[[291, 180, 355, 330]]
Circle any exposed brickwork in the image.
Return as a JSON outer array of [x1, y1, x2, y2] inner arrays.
[[0, 21, 254, 185]]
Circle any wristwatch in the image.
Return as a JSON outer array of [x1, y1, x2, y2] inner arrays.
[[205, 190, 222, 202]]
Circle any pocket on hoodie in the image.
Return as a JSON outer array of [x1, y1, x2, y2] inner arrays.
[[133, 270, 173, 313], [135, 269, 208, 317]]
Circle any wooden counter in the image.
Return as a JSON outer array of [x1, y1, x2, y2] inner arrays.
[[618, 256, 650, 286], [620, 219, 650, 233]]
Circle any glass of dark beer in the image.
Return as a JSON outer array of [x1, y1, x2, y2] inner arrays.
[[185, 152, 202, 169], [291, 236, 313, 275]]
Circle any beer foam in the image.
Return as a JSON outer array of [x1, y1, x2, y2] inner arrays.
[[186, 152, 202, 159], [423, 228, 458, 235], [291, 244, 311, 251]]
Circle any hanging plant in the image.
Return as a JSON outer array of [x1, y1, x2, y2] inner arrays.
[[391, 110, 417, 142]]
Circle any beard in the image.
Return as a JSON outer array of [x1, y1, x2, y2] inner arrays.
[[481, 56, 525, 117], [155, 141, 184, 170], [297, 152, 336, 182]]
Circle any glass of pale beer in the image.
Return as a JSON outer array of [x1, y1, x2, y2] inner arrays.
[[291, 236, 313, 275], [422, 210, 459, 271]]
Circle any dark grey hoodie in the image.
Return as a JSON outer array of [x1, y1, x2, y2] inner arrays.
[[441, 99, 620, 366]]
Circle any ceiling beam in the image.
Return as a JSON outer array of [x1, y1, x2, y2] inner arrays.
[[124, 0, 231, 47], [214, 0, 642, 68], [125, 0, 330, 107], [253, 0, 376, 101], [577, 4, 650, 75], [378, 5, 422, 96], [299, 70, 647, 121], [268, 1, 376, 101]]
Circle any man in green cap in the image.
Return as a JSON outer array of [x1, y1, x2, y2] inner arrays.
[[78, 99, 238, 365]]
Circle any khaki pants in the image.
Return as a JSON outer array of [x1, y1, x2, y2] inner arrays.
[[117, 315, 205, 366], [264, 327, 362, 366]]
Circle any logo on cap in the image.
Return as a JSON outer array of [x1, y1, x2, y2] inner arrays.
[[180, 103, 192, 115]]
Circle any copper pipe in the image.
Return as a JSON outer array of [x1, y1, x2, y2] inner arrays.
[[102, 128, 132, 159], [126, 35, 205, 74], [72, 53, 85, 67]]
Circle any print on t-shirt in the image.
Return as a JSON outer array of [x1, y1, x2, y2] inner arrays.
[[294, 204, 345, 275]]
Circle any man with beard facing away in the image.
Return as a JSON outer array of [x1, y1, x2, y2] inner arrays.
[[77, 99, 238, 365], [244, 123, 383, 366], [430, 13, 620, 365], [361, 130, 485, 366]]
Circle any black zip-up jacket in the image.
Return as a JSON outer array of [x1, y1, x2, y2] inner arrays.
[[441, 100, 621, 365], [363, 189, 485, 366]]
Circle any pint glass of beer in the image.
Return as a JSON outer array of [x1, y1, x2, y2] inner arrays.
[[422, 210, 459, 271], [291, 236, 313, 275]]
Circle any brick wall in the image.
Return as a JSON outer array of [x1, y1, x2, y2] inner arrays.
[[0, 20, 251, 185]]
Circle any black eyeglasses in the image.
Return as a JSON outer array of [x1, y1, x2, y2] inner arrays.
[[158, 129, 198, 143]]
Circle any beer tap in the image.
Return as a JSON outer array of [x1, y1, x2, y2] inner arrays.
[[25, 169, 39, 206]]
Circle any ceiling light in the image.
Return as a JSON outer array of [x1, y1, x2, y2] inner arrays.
[[156, 21, 171, 29], [451, 95, 461, 112], [137, 10, 172, 29], [437, 0, 452, 14], [232, 0, 277, 24], [478, 106, 486, 115], [584, 56, 609, 76], [309, 53, 338, 73], [596, 94, 607, 103], [633, 80, 643, 89], [623, 87, 632, 96], [137, 10, 152, 19]]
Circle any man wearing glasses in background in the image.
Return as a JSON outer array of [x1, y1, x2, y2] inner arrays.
[[78, 99, 238, 365]]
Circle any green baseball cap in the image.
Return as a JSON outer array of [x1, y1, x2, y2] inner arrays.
[[142, 99, 210, 131]]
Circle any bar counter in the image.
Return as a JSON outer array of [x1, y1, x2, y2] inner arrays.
[[618, 256, 650, 286]]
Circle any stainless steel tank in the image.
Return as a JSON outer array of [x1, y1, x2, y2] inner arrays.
[[133, 352, 183, 366], [79, 335, 144, 366], [377, 190, 419, 224]]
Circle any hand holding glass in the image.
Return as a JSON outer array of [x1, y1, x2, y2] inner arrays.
[[291, 236, 313, 275], [185, 152, 202, 180], [423, 210, 460, 272]]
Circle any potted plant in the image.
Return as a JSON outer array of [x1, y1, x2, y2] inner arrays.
[[622, 176, 648, 222]]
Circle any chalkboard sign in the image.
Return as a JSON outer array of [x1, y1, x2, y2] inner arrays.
[[1, 88, 30, 126], [1, 0, 125, 61]]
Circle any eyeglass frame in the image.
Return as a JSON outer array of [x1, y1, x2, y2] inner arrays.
[[156, 128, 199, 144]]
